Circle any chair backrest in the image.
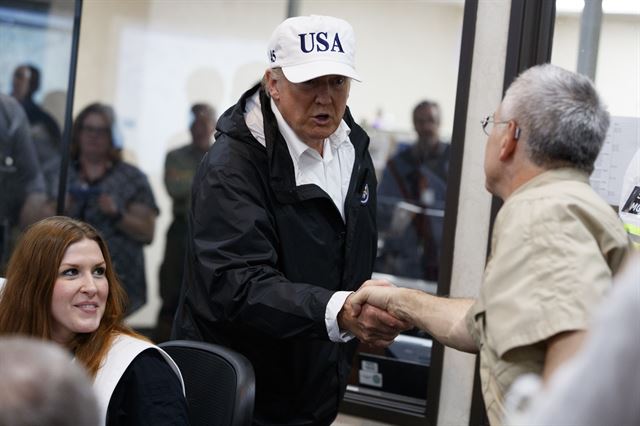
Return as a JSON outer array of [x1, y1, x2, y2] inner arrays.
[[159, 340, 255, 426]]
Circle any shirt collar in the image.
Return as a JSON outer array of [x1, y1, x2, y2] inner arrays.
[[510, 167, 590, 198], [269, 98, 352, 161], [244, 90, 266, 146]]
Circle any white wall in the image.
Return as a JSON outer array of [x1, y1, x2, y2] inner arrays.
[[553, 12, 640, 117]]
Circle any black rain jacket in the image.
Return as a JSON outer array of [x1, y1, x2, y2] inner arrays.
[[173, 84, 377, 425]]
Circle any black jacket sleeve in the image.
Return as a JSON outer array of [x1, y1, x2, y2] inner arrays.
[[106, 349, 190, 426]]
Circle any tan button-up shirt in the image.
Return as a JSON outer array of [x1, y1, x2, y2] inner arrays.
[[466, 168, 631, 425]]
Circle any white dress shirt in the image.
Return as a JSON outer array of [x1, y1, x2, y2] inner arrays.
[[244, 90, 355, 342]]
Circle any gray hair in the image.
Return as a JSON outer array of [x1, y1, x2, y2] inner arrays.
[[0, 337, 99, 426], [501, 64, 609, 173], [261, 67, 285, 98]]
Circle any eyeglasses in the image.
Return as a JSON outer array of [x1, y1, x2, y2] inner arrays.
[[80, 124, 110, 137], [480, 115, 512, 136]]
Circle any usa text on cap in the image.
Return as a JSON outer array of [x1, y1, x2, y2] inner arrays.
[[267, 15, 361, 83]]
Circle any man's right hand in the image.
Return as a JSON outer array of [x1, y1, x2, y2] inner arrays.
[[338, 279, 413, 348], [349, 283, 415, 321], [351, 283, 479, 353]]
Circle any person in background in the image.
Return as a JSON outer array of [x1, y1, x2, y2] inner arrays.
[[0, 336, 99, 426], [0, 217, 189, 425], [376, 100, 449, 281], [11, 64, 62, 194], [53, 103, 158, 315], [173, 15, 410, 425], [350, 64, 631, 425], [0, 93, 47, 271], [154, 103, 216, 342], [408, 100, 450, 181]]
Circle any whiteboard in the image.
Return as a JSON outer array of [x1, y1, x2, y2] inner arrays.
[[590, 116, 640, 206]]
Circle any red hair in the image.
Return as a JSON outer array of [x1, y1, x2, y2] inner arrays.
[[0, 216, 145, 377]]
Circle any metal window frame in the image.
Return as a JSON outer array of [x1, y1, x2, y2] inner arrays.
[[55, 0, 83, 214]]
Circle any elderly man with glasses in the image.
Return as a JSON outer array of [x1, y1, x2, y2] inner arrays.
[[350, 64, 632, 425]]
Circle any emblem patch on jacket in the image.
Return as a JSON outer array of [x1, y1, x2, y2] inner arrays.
[[360, 184, 369, 205]]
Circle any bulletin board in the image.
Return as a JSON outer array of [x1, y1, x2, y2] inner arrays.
[[589, 116, 640, 206]]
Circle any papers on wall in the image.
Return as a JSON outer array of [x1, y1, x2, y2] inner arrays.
[[590, 116, 640, 206]]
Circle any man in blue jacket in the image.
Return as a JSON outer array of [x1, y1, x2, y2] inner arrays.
[[173, 15, 409, 425]]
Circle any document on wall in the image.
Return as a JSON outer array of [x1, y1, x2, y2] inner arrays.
[[589, 116, 640, 206]]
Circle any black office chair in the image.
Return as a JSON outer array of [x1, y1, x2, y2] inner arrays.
[[159, 340, 255, 426]]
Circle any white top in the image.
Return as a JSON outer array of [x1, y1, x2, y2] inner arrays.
[[244, 90, 354, 342], [92, 334, 185, 425]]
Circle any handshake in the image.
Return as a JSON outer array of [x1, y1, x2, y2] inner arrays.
[[338, 279, 419, 348]]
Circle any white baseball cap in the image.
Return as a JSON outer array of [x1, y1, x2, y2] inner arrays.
[[267, 15, 361, 83]]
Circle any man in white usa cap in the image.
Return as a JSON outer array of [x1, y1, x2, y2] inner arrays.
[[173, 15, 410, 425]]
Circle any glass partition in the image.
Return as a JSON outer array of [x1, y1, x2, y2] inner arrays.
[[74, 0, 289, 325], [0, 0, 76, 271], [73, 1, 466, 423]]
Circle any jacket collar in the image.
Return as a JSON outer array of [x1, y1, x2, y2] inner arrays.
[[216, 83, 370, 205], [215, 83, 263, 145]]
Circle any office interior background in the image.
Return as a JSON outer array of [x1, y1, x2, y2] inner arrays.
[[0, 0, 638, 424]]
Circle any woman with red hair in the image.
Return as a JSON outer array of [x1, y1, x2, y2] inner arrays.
[[0, 216, 189, 425]]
